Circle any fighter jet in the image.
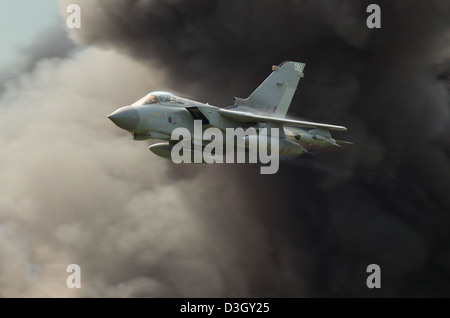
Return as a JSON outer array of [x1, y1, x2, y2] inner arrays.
[[108, 61, 351, 161]]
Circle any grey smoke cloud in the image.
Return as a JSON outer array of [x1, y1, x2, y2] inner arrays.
[[0, 50, 230, 297], [0, 42, 303, 297], [63, 0, 450, 297], [0, 0, 449, 297]]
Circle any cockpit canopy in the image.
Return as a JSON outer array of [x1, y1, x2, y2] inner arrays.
[[132, 91, 189, 106]]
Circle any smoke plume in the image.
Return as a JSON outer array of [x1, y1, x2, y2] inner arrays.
[[0, 0, 449, 297]]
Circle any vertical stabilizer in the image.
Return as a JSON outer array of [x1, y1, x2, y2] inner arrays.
[[234, 61, 305, 118]]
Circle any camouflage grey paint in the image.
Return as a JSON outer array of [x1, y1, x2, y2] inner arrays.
[[108, 61, 349, 159]]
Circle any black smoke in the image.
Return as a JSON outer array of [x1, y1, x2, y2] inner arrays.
[[58, 0, 450, 296]]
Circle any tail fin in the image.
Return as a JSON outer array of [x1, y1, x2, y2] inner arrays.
[[234, 61, 305, 118]]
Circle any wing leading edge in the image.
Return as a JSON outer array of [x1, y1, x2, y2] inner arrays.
[[218, 108, 347, 131]]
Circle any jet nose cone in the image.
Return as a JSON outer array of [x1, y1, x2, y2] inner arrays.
[[108, 106, 139, 132]]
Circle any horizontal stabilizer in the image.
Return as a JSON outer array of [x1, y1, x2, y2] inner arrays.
[[335, 140, 354, 145], [218, 108, 347, 131]]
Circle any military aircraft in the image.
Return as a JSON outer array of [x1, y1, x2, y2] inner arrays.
[[108, 61, 351, 161]]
